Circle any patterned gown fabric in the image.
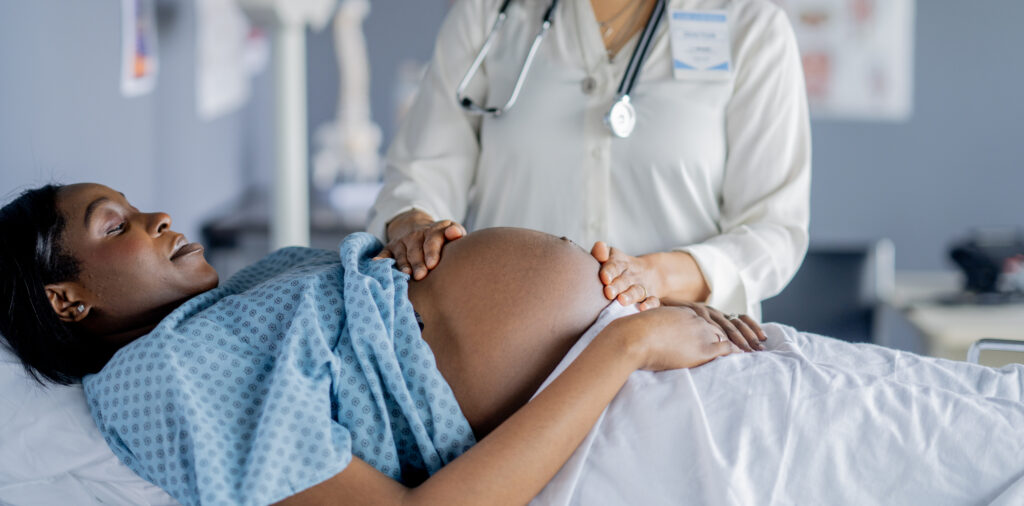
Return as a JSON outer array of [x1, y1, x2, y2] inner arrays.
[[83, 233, 475, 506]]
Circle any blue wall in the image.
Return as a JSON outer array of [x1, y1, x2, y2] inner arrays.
[[0, 1, 251, 244], [808, 0, 1024, 269]]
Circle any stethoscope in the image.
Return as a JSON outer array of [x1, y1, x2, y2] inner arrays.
[[456, 0, 667, 139]]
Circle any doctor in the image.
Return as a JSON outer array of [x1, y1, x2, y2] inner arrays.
[[369, 0, 810, 322]]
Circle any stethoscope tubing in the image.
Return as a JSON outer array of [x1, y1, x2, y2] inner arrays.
[[616, 0, 666, 98], [457, 0, 664, 132], [457, 0, 561, 117]]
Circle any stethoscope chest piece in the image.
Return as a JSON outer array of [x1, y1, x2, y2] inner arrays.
[[600, 0, 666, 138], [458, 0, 665, 138], [605, 96, 637, 138]]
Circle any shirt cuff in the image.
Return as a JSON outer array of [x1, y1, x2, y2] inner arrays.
[[676, 243, 759, 321]]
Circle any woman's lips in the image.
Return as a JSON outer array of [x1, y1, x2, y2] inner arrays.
[[170, 242, 204, 261]]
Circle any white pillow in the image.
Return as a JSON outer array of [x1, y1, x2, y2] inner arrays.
[[0, 342, 178, 506]]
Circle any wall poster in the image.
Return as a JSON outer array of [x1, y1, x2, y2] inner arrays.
[[120, 0, 159, 97], [772, 0, 916, 121]]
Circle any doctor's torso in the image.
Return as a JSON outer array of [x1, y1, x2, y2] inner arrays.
[[376, 0, 810, 316], [462, 0, 761, 254]]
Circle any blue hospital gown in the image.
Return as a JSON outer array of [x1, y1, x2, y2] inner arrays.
[[82, 233, 476, 505]]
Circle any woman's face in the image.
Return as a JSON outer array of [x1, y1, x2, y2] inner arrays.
[[54, 183, 219, 340]]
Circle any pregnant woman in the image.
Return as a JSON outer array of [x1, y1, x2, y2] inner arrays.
[[0, 183, 746, 506], [4, 183, 1024, 505]]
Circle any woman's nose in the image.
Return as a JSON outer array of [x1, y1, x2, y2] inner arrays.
[[146, 212, 172, 236]]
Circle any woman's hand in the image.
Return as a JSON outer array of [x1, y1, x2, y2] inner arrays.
[[374, 209, 466, 280], [670, 302, 767, 352], [610, 306, 744, 372]]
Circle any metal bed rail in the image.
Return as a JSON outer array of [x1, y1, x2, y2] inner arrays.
[[967, 339, 1024, 364]]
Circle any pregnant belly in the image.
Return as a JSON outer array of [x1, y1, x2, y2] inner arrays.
[[407, 228, 609, 437]]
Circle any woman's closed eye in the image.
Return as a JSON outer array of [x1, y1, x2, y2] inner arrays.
[[106, 221, 126, 236]]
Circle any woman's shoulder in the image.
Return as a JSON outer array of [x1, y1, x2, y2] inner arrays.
[[82, 330, 183, 399]]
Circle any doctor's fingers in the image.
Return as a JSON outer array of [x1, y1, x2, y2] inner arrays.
[[614, 283, 653, 307], [421, 223, 449, 270], [401, 235, 431, 280], [385, 227, 429, 277], [442, 221, 467, 241], [597, 247, 630, 285], [590, 241, 611, 263], [387, 242, 414, 276], [637, 295, 661, 311], [602, 270, 632, 300], [422, 221, 465, 269]]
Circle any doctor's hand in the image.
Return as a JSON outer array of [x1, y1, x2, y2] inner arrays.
[[375, 209, 466, 280], [590, 241, 663, 311], [591, 241, 712, 310]]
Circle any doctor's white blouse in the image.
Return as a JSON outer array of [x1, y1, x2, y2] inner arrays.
[[368, 0, 811, 319]]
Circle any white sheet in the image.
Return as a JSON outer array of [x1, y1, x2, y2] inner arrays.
[[4, 303, 1022, 505], [0, 344, 178, 506], [531, 303, 1024, 505]]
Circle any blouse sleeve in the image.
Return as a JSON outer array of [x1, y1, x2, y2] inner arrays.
[[367, 0, 496, 242], [678, 6, 811, 319]]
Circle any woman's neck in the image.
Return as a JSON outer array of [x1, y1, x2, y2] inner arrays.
[[86, 301, 186, 351], [100, 322, 160, 349]]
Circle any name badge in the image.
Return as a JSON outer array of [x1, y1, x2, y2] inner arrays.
[[668, 10, 732, 80]]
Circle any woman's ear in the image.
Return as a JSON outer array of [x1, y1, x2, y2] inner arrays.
[[44, 283, 91, 322]]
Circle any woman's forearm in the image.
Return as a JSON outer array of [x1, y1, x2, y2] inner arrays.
[[280, 320, 644, 506], [278, 308, 731, 506], [406, 321, 642, 506]]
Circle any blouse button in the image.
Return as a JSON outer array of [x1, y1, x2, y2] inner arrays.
[[581, 76, 597, 95]]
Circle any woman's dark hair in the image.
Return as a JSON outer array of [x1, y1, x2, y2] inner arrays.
[[0, 185, 108, 384]]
